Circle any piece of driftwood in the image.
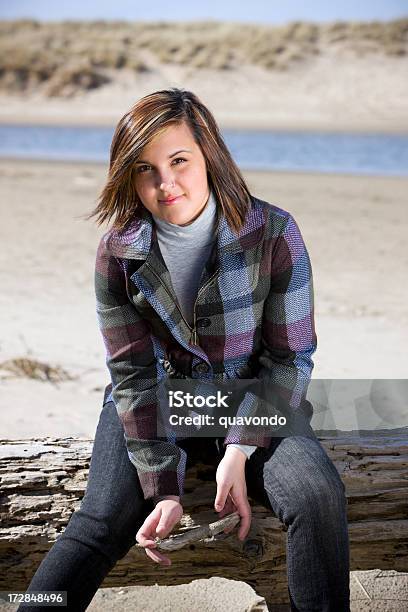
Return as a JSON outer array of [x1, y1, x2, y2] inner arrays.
[[141, 512, 241, 552], [1, 429, 407, 605]]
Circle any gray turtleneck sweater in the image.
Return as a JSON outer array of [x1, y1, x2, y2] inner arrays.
[[152, 191, 256, 462], [153, 190, 218, 326]]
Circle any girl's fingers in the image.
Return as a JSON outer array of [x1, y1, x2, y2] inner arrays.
[[220, 495, 237, 532], [222, 489, 251, 539], [223, 503, 237, 532], [218, 494, 233, 514], [234, 497, 252, 540], [145, 547, 171, 566], [137, 532, 157, 547], [136, 509, 161, 546], [136, 523, 158, 547], [218, 502, 232, 519], [136, 503, 184, 565], [155, 509, 177, 538]]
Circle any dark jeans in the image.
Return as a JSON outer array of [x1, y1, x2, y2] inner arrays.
[[18, 401, 350, 612]]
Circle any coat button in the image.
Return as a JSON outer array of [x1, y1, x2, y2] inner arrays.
[[197, 318, 211, 328], [194, 362, 210, 374]]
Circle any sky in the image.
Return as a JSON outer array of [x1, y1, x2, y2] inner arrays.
[[0, 0, 407, 24]]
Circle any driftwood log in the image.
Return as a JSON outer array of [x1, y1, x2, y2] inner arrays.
[[1, 430, 407, 606]]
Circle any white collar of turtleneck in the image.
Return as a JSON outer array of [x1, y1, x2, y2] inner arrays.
[[152, 190, 218, 247]]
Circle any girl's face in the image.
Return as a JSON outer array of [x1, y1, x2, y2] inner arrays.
[[134, 121, 210, 226]]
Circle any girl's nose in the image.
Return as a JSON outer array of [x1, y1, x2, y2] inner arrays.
[[159, 179, 176, 191]]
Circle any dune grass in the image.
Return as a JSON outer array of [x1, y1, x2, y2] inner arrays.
[[0, 19, 406, 97]]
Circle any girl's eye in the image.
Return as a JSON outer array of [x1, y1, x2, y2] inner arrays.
[[136, 158, 186, 174], [136, 165, 151, 174]]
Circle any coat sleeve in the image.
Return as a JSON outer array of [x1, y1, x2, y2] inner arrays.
[[223, 212, 317, 448], [95, 237, 186, 500]]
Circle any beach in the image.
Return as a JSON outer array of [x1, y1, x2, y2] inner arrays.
[[1, 158, 407, 436], [1, 13, 408, 611], [1, 156, 407, 434], [1, 155, 407, 609]]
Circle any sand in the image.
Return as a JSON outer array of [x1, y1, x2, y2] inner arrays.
[[1, 158, 407, 436], [0, 52, 408, 133], [1, 158, 407, 610], [1, 157, 407, 431]]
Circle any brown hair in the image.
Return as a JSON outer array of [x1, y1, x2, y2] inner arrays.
[[86, 88, 252, 233]]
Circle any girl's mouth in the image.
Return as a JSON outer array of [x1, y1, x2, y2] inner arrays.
[[159, 195, 183, 206]]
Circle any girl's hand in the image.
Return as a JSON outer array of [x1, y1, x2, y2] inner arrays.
[[136, 496, 183, 566], [214, 446, 251, 541]]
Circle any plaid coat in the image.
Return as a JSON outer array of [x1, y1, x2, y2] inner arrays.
[[95, 195, 317, 500]]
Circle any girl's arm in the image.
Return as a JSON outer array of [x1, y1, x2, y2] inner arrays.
[[224, 212, 317, 449], [95, 237, 187, 501]]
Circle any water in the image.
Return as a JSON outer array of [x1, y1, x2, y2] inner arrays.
[[0, 124, 407, 176]]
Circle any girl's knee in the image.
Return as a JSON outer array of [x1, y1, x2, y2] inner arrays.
[[294, 470, 347, 524], [264, 437, 347, 520], [60, 506, 143, 563]]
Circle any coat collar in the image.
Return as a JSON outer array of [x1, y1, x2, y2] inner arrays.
[[104, 196, 266, 261]]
